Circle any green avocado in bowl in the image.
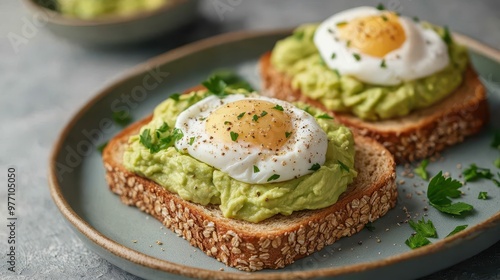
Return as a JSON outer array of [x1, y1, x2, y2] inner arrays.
[[23, 0, 199, 45], [56, 0, 170, 19]]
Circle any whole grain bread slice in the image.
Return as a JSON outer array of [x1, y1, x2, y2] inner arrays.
[[102, 115, 397, 271], [260, 52, 489, 163]]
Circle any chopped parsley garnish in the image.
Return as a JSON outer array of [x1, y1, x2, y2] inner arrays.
[[230, 131, 239, 141], [427, 172, 473, 215], [405, 233, 431, 249], [413, 16, 420, 22], [409, 218, 437, 238], [336, 21, 347, 27], [478, 191, 488, 200], [208, 70, 254, 92], [272, 105, 284, 111], [112, 110, 132, 127], [327, 28, 333, 34], [495, 158, 500, 169], [285, 131, 292, 138], [446, 225, 468, 237], [442, 26, 453, 45], [376, 3, 385, 10], [224, 121, 232, 125], [253, 165, 260, 173], [140, 126, 183, 154], [346, 40, 351, 47], [267, 174, 280, 182], [202, 76, 228, 98], [365, 222, 375, 232], [260, 111, 268, 117], [237, 112, 246, 120], [331, 52, 336, 59], [172, 128, 183, 141], [353, 53, 361, 61], [252, 115, 259, 122], [414, 159, 430, 180], [334, 69, 341, 78], [97, 142, 108, 154], [140, 129, 156, 153], [381, 15, 388, 21], [492, 131, 500, 149], [380, 59, 387, 69], [317, 113, 333, 119], [462, 164, 500, 186], [337, 160, 350, 172], [309, 163, 321, 171], [293, 30, 304, 40], [169, 93, 181, 101], [189, 137, 195, 145], [157, 122, 169, 133]]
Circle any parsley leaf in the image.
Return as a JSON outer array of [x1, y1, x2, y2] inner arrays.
[[365, 222, 375, 232], [446, 225, 468, 237], [260, 111, 268, 117], [202, 76, 228, 98], [405, 233, 431, 249], [353, 53, 361, 61], [337, 160, 350, 172], [463, 164, 500, 186], [97, 142, 108, 154], [414, 159, 430, 180], [427, 172, 473, 215], [432, 202, 473, 216], [157, 122, 169, 133], [317, 113, 333, 119], [267, 174, 280, 182], [230, 131, 239, 141], [237, 112, 246, 120], [285, 131, 292, 138], [253, 165, 260, 173], [442, 26, 453, 45], [309, 163, 321, 171], [495, 158, 500, 169], [252, 115, 259, 122], [478, 191, 488, 200], [189, 137, 195, 145], [140, 129, 155, 153], [272, 105, 284, 111], [376, 3, 385, 10], [209, 70, 254, 92], [492, 131, 500, 149], [331, 53, 336, 59], [112, 110, 132, 127], [380, 59, 387, 68], [169, 93, 181, 101], [409, 218, 437, 238], [336, 21, 347, 27]]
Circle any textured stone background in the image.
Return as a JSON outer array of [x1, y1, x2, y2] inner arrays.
[[0, 0, 499, 279]]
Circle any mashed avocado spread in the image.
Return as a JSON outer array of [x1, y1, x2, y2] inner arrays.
[[123, 90, 357, 223], [58, 0, 167, 19], [270, 24, 469, 120]]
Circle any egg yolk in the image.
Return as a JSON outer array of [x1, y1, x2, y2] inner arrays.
[[337, 12, 406, 57], [205, 100, 293, 150]]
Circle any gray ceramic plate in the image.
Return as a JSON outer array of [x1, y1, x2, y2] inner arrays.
[[23, 0, 199, 45], [49, 30, 500, 280]]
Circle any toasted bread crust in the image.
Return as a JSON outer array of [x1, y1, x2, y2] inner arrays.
[[260, 52, 489, 163], [103, 115, 397, 271]]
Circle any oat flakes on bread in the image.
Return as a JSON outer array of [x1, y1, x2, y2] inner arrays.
[[103, 110, 397, 271], [260, 52, 489, 163]]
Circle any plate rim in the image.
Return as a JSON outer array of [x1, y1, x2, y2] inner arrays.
[[48, 28, 500, 280]]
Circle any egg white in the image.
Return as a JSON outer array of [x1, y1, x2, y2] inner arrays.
[[174, 94, 328, 184], [314, 6, 449, 85]]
